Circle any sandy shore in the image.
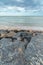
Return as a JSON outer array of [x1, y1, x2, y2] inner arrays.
[[0, 25, 43, 32]]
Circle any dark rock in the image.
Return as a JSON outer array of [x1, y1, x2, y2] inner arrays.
[[14, 30, 18, 33], [0, 37, 2, 40], [0, 30, 7, 34], [13, 32, 32, 43], [5, 30, 10, 33], [24, 36, 31, 43], [12, 37, 17, 42]]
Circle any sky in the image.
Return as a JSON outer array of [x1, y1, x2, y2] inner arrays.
[[0, 0, 43, 16]]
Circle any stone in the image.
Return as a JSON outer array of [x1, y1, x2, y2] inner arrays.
[[0, 30, 6, 34], [25, 33, 43, 65], [13, 32, 32, 43], [0, 33, 7, 38], [0, 31, 43, 65], [0, 38, 12, 48], [5, 31, 16, 38], [0, 40, 26, 65]]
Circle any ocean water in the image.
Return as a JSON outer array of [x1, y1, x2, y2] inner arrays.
[[0, 16, 43, 27]]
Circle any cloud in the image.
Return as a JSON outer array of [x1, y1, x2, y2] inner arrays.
[[0, 6, 41, 16], [0, 6, 25, 16], [0, 0, 43, 15], [0, 6, 25, 11], [6, 6, 25, 12], [0, 5, 43, 16], [16, 0, 24, 2]]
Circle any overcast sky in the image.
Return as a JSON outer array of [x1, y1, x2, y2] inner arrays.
[[0, 0, 43, 16]]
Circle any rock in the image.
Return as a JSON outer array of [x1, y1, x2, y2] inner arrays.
[[0, 33, 7, 38], [0, 31, 43, 65], [5, 30, 10, 33], [0, 38, 12, 48], [5, 31, 16, 38], [33, 33, 36, 37], [0, 30, 8, 39], [13, 32, 32, 43], [0, 30, 9, 34], [14, 30, 18, 33], [12, 37, 17, 42], [25, 33, 43, 65], [0, 31, 16, 39], [0, 40, 26, 65]]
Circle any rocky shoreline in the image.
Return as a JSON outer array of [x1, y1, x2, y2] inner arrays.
[[0, 29, 43, 65]]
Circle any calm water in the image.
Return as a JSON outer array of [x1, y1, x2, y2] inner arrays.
[[0, 16, 43, 27]]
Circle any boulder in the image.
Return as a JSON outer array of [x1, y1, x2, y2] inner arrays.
[[12, 32, 32, 43], [5, 31, 16, 38], [25, 33, 43, 65], [0, 31, 43, 65], [0, 40, 26, 65]]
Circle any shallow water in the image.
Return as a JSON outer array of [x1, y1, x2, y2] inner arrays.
[[0, 16, 43, 27]]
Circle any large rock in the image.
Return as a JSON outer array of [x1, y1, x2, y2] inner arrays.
[[25, 33, 43, 65], [0, 31, 43, 65], [12, 32, 32, 43], [0, 30, 7, 34], [0, 40, 26, 65], [5, 31, 16, 38]]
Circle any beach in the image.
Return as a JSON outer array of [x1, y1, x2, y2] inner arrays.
[[0, 26, 43, 65], [0, 25, 43, 31], [0, 0, 43, 64], [0, 15, 43, 65]]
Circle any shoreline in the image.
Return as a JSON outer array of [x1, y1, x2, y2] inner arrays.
[[0, 25, 43, 32]]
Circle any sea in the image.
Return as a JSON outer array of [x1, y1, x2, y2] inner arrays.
[[0, 16, 43, 27]]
